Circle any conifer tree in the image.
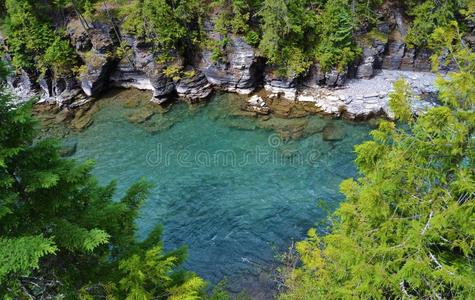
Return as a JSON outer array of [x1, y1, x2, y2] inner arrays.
[[0, 61, 207, 299], [280, 22, 474, 299]]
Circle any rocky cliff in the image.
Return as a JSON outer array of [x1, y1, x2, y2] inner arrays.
[[3, 7, 469, 120]]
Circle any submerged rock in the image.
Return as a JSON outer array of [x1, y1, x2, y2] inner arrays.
[[242, 95, 270, 115], [127, 109, 155, 124], [59, 142, 78, 157], [70, 103, 99, 131], [6, 70, 37, 104], [322, 123, 345, 141]]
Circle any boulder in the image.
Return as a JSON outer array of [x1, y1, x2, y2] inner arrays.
[[176, 68, 213, 101], [382, 40, 405, 69], [59, 142, 77, 157], [400, 47, 415, 71], [325, 68, 347, 87], [7, 70, 37, 104], [302, 64, 326, 88], [356, 41, 386, 79], [414, 49, 432, 72]]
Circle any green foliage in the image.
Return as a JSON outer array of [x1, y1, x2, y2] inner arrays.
[[389, 78, 414, 123], [40, 36, 79, 77], [257, 0, 359, 75], [209, 0, 259, 63], [244, 30, 259, 46], [163, 64, 184, 81], [405, 0, 467, 48], [116, 244, 206, 299], [0, 236, 57, 280], [258, 0, 288, 68], [4, 0, 78, 77], [4, 0, 54, 70], [212, 0, 256, 35], [279, 27, 475, 299], [258, 0, 317, 76], [0, 61, 208, 298], [316, 0, 360, 72], [353, 0, 384, 26], [210, 37, 229, 63], [120, 0, 204, 53]]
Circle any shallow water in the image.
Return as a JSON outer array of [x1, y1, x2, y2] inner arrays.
[[65, 90, 372, 297]]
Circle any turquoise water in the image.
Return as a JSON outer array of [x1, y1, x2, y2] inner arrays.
[[66, 90, 371, 296]]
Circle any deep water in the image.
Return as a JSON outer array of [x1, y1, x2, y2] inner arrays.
[[64, 90, 372, 297]]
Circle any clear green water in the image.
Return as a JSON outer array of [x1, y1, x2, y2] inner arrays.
[[65, 90, 371, 296]]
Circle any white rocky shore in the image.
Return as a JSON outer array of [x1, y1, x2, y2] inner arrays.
[[261, 69, 439, 119]]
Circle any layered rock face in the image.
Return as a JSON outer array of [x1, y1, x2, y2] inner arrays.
[[3, 10, 447, 119], [199, 24, 263, 94], [175, 69, 213, 100], [109, 37, 175, 103], [68, 20, 118, 98], [109, 36, 213, 103], [264, 67, 298, 100]]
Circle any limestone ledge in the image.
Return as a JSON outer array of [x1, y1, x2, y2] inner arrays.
[[262, 70, 439, 120]]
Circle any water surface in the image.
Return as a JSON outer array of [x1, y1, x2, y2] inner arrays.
[[65, 90, 372, 297]]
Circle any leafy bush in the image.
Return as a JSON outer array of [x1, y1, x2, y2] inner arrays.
[[119, 0, 204, 53], [39, 37, 78, 77]]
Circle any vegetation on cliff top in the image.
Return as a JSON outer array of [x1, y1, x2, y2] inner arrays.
[[1, 0, 472, 78]]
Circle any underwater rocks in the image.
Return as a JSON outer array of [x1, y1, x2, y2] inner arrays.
[[59, 142, 78, 157], [242, 95, 270, 115], [322, 123, 345, 141]]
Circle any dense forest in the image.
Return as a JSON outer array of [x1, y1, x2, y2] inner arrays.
[[1, 0, 473, 78], [0, 0, 474, 299]]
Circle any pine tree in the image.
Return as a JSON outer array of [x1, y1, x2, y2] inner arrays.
[[119, 0, 203, 54], [0, 61, 207, 298], [315, 0, 359, 72], [280, 22, 474, 299]]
